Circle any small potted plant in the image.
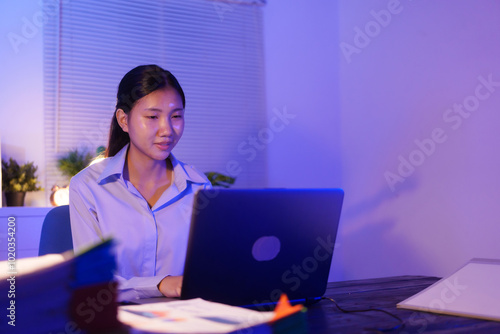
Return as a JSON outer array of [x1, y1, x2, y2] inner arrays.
[[204, 172, 236, 188], [57, 149, 95, 179], [1, 158, 43, 206], [50, 148, 97, 206]]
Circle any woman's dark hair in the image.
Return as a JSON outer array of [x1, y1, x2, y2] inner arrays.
[[105, 64, 186, 157]]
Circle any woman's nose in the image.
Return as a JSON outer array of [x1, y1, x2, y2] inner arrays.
[[158, 118, 172, 136]]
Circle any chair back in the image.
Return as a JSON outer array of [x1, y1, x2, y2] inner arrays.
[[38, 205, 73, 255]]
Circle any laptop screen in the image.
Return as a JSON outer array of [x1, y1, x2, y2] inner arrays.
[[181, 188, 344, 308]]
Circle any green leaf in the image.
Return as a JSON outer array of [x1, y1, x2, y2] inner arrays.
[[1, 158, 42, 192], [204, 172, 236, 188], [57, 149, 95, 178]]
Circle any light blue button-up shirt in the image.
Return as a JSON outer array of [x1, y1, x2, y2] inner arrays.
[[69, 144, 211, 301]]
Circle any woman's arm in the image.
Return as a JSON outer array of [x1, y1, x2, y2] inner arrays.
[[158, 275, 183, 297], [69, 178, 104, 251], [114, 275, 183, 301]]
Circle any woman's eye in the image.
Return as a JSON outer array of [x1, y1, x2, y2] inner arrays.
[[146, 115, 158, 119], [172, 114, 183, 119]]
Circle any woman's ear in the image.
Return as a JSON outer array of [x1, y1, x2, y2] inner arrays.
[[116, 109, 129, 133]]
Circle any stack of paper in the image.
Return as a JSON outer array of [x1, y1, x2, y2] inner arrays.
[[0, 239, 308, 334], [119, 294, 308, 334], [0, 239, 121, 333]]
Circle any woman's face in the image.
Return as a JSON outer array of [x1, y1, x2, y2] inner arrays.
[[117, 87, 184, 162]]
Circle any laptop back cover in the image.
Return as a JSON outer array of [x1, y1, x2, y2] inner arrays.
[[181, 188, 344, 308]]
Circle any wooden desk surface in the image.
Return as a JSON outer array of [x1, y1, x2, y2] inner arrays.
[[307, 275, 500, 333]]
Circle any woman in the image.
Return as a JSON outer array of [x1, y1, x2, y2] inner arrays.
[[69, 65, 211, 301]]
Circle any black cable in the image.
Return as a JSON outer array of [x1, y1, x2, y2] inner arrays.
[[321, 296, 405, 332]]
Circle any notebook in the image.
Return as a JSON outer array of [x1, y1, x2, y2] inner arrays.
[[397, 258, 500, 322], [180, 188, 344, 309]]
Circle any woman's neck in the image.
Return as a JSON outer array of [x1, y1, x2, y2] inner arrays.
[[124, 149, 173, 207]]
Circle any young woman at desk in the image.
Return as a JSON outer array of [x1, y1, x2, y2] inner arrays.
[[69, 65, 211, 301]]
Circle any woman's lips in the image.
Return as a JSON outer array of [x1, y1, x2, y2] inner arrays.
[[155, 142, 172, 150]]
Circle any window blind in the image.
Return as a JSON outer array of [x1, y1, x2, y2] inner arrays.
[[43, 0, 267, 199]]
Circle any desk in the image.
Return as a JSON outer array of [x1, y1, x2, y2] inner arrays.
[[308, 275, 500, 333], [110, 276, 500, 333]]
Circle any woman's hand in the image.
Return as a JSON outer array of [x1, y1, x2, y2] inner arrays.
[[158, 275, 183, 297]]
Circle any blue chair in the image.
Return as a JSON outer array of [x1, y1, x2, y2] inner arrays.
[[38, 205, 74, 255]]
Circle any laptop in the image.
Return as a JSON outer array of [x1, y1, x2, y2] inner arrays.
[[180, 188, 344, 309]]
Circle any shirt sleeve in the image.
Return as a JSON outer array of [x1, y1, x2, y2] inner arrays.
[[69, 175, 103, 252], [114, 275, 164, 301], [69, 175, 165, 301]]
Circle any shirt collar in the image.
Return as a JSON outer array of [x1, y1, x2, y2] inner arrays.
[[170, 153, 208, 192], [97, 144, 128, 184], [96, 144, 207, 190]]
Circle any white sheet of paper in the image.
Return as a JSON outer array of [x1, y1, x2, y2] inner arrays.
[[0, 253, 67, 279], [397, 258, 500, 321], [119, 298, 274, 333]]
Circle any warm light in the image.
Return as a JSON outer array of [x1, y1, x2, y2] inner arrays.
[[50, 185, 69, 206]]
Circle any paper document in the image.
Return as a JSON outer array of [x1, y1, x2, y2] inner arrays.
[[397, 258, 500, 322], [119, 298, 274, 333]]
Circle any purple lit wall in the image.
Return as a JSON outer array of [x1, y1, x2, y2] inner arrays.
[[265, 0, 500, 281], [0, 0, 45, 206]]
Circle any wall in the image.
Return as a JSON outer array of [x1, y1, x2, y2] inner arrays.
[[263, 0, 342, 189], [265, 0, 500, 281], [0, 0, 46, 206]]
